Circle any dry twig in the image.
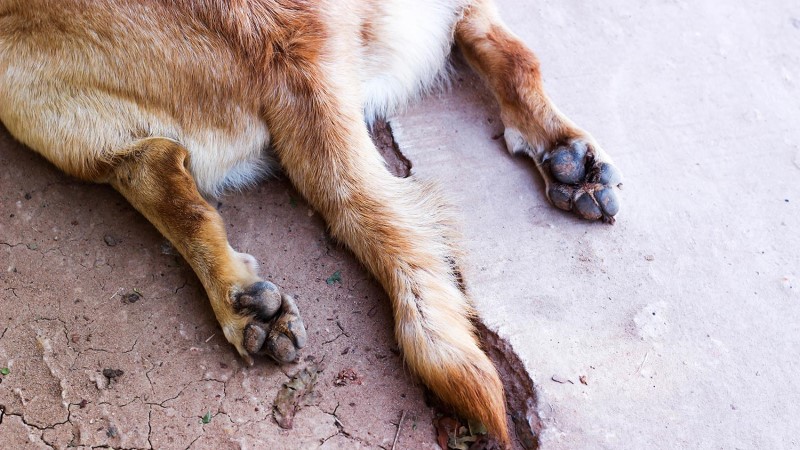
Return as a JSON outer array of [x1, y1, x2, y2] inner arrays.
[[391, 410, 406, 450]]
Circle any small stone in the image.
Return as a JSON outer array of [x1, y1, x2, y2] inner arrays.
[[103, 235, 118, 246], [334, 368, 362, 386], [121, 292, 141, 304], [551, 374, 573, 384], [160, 240, 178, 255], [102, 368, 124, 380]]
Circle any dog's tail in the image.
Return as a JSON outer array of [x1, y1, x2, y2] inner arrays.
[[372, 181, 510, 446], [393, 273, 510, 445]]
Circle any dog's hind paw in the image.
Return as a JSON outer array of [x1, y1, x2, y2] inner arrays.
[[231, 281, 307, 364]]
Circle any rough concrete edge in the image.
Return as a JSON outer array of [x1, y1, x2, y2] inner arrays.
[[370, 119, 412, 178], [475, 322, 542, 450]]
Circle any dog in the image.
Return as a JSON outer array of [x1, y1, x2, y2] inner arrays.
[[0, 0, 622, 445]]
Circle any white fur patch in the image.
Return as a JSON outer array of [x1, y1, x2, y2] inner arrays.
[[179, 115, 274, 197], [359, 0, 468, 120]]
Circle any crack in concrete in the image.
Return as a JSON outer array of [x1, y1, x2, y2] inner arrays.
[[317, 402, 376, 448], [174, 279, 188, 294], [184, 434, 201, 450], [5, 317, 79, 433], [371, 120, 411, 178], [4, 406, 72, 433], [146, 407, 153, 450], [81, 335, 139, 356], [476, 322, 542, 450]]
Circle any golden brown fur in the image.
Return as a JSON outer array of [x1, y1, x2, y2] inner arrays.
[[0, 0, 622, 445]]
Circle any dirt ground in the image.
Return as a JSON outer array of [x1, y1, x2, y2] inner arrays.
[[0, 126, 444, 449], [0, 117, 536, 449]]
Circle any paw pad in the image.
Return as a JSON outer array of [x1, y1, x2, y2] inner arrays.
[[233, 282, 307, 364], [545, 140, 622, 223]]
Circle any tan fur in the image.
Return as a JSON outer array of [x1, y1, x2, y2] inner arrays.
[[0, 0, 611, 445]]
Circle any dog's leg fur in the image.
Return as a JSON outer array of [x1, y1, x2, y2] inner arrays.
[[108, 137, 307, 365], [262, 65, 509, 443], [457, 0, 623, 222]]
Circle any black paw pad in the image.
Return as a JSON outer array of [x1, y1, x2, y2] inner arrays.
[[596, 162, 622, 186], [594, 187, 620, 217], [236, 285, 307, 364], [548, 184, 574, 212], [265, 295, 307, 363], [549, 141, 587, 184], [233, 281, 281, 321], [244, 323, 267, 354], [574, 192, 602, 220], [544, 139, 622, 223]]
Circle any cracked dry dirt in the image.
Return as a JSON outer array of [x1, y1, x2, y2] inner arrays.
[[0, 126, 447, 449]]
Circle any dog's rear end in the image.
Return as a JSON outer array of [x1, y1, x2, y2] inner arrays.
[[0, 0, 623, 445]]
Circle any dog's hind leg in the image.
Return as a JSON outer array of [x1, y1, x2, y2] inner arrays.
[[108, 137, 306, 365], [264, 78, 510, 445], [456, 0, 623, 223]]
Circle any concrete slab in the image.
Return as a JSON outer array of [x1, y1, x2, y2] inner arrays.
[[389, 0, 800, 448]]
